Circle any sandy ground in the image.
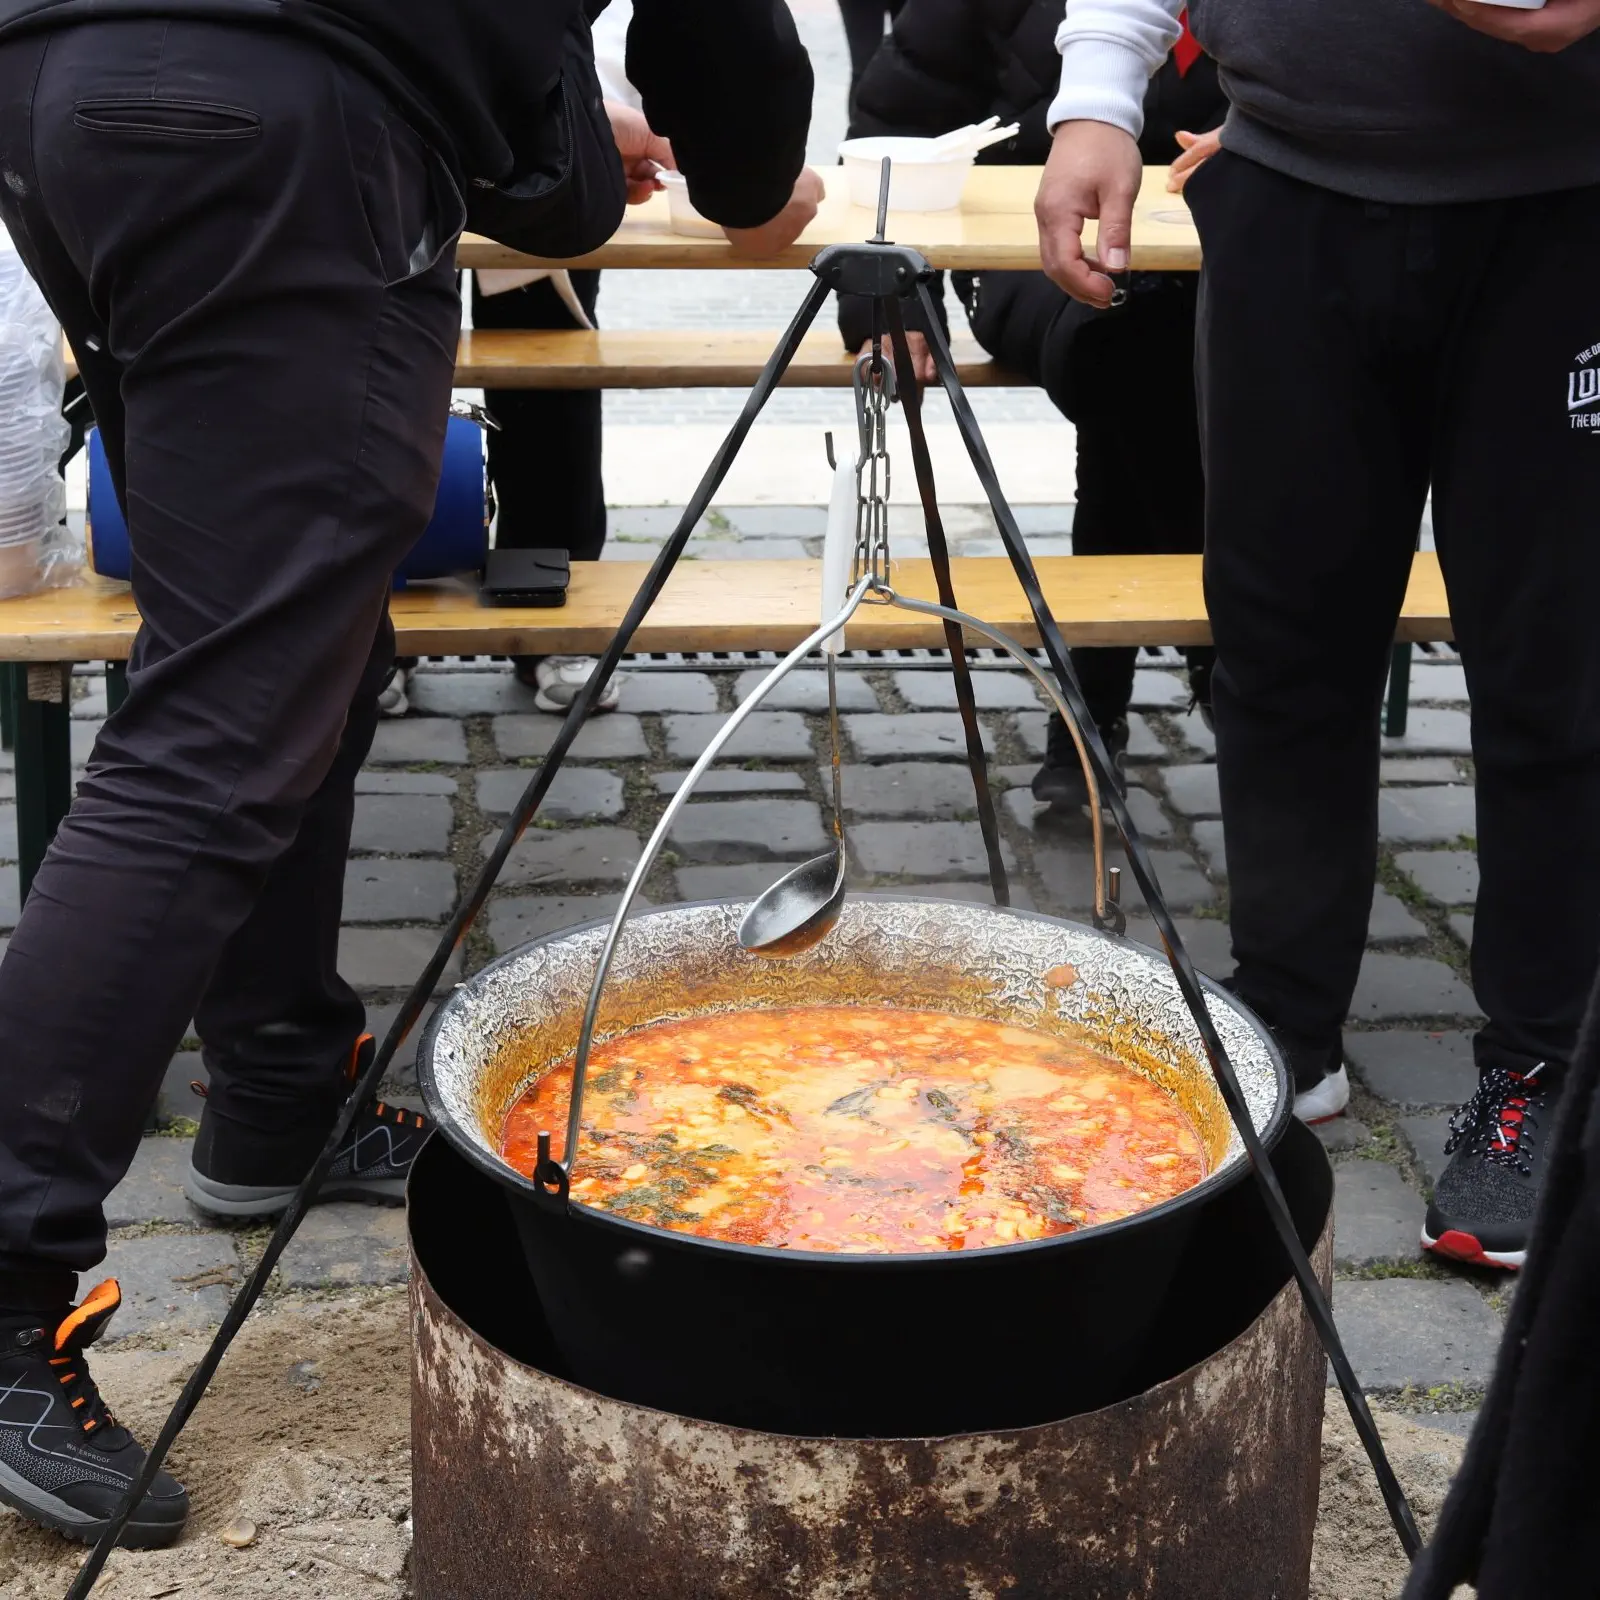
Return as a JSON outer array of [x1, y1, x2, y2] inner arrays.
[[0, 1293, 413, 1600], [1, 1289, 1472, 1600], [1314, 1405, 1474, 1600]]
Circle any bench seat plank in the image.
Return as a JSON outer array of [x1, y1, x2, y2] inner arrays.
[[454, 328, 1017, 389], [0, 553, 1454, 661], [68, 330, 1021, 390]]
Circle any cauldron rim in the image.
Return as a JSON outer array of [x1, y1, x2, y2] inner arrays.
[[418, 895, 1292, 1272]]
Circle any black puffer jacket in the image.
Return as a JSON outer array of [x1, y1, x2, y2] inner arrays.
[[0, 0, 811, 235], [839, 0, 1223, 349]]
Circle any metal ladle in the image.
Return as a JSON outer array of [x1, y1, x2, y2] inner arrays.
[[737, 440, 857, 957]]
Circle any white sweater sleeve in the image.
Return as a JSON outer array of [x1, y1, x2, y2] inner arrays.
[[593, 0, 642, 110], [1046, 0, 1184, 138]]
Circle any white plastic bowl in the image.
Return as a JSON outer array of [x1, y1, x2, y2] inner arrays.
[[657, 171, 723, 239], [838, 137, 973, 213]]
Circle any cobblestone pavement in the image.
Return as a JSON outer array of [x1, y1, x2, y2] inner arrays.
[[37, 584, 1492, 1435]]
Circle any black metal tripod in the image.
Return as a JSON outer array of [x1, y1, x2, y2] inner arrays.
[[64, 172, 1421, 1597]]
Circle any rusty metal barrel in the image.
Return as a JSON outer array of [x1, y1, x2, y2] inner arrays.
[[409, 1124, 1332, 1600]]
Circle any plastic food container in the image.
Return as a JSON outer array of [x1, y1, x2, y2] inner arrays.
[[657, 171, 722, 239], [838, 137, 973, 213], [0, 535, 44, 598]]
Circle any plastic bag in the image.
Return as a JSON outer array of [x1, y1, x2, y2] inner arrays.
[[0, 225, 77, 598]]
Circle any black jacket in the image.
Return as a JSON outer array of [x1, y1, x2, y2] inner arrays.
[[839, 0, 1222, 351], [852, 0, 1220, 167], [0, 0, 812, 233]]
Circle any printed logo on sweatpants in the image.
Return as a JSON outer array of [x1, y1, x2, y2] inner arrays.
[[1571, 343, 1600, 429]]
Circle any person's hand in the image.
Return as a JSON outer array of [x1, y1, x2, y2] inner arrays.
[[723, 167, 825, 257], [858, 331, 936, 384], [1167, 127, 1222, 193], [604, 100, 674, 204], [1428, 0, 1600, 50], [1035, 120, 1143, 307]]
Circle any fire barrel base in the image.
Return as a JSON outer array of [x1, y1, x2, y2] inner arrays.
[[410, 1123, 1333, 1600]]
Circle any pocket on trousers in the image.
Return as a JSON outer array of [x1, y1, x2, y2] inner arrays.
[[73, 98, 261, 140], [356, 115, 467, 290]]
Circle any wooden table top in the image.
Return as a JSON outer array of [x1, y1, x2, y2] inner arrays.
[[456, 165, 1200, 273], [0, 553, 1451, 661]]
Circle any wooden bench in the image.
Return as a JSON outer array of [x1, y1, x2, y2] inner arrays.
[[0, 552, 1453, 899]]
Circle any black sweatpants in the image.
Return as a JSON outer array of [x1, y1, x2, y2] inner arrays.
[[1185, 150, 1600, 1071], [0, 20, 463, 1307], [967, 270, 1210, 728], [471, 272, 606, 559]]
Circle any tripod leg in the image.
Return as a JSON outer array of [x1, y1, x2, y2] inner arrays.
[[881, 296, 1009, 908], [915, 282, 1423, 1561]]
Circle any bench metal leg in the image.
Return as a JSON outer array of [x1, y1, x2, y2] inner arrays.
[[0, 662, 16, 753], [1384, 641, 1411, 738], [14, 663, 73, 903], [106, 659, 129, 716]]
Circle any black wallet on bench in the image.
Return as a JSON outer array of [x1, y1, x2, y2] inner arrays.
[[480, 547, 570, 607]]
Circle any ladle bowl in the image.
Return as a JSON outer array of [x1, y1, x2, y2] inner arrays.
[[735, 849, 846, 957]]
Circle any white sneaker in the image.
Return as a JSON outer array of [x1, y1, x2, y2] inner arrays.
[[1293, 1064, 1351, 1125], [377, 664, 413, 718], [530, 656, 622, 714]]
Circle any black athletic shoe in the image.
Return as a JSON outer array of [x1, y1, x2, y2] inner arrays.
[[1422, 1061, 1557, 1271], [1031, 715, 1129, 811], [0, 1281, 188, 1547], [184, 1035, 431, 1219]]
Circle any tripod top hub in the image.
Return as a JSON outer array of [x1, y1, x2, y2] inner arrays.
[[810, 240, 933, 300]]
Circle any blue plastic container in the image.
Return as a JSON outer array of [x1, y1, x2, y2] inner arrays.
[[86, 419, 488, 588]]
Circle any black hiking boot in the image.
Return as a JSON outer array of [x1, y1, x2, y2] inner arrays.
[[184, 1035, 430, 1219], [1422, 1059, 1558, 1271], [1031, 714, 1129, 811], [0, 1280, 188, 1547]]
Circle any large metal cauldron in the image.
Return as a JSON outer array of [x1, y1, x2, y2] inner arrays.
[[409, 1122, 1333, 1600], [418, 897, 1290, 1437]]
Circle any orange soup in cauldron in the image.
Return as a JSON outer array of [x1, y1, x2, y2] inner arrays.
[[501, 1005, 1206, 1253]]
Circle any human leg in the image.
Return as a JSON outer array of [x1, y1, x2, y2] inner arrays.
[[470, 271, 619, 710], [472, 270, 606, 560], [1419, 183, 1600, 1268], [0, 19, 462, 1295], [1186, 153, 1432, 1102], [972, 272, 1207, 804], [840, 0, 891, 88]]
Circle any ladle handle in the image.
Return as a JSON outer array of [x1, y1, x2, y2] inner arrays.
[[544, 573, 878, 1202], [821, 451, 856, 657]]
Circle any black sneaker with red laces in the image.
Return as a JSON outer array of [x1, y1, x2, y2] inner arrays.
[[1422, 1060, 1559, 1271], [0, 1280, 188, 1546], [183, 1035, 431, 1219]]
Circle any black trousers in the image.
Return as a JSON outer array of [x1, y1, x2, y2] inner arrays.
[[1186, 151, 1600, 1069], [967, 270, 1211, 728], [0, 20, 463, 1307], [840, 0, 906, 89], [471, 272, 606, 560]]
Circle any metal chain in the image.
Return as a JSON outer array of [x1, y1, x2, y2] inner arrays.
[[851, 350, 894, 585]]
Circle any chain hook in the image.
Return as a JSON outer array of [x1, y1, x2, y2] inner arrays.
[[850, 351, 895, 585]]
